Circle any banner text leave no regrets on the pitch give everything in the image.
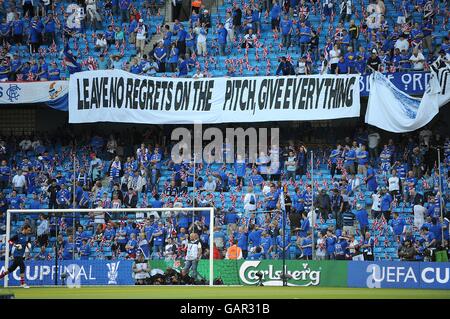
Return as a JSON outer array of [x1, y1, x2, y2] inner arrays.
[[68, 70, 360, 124]]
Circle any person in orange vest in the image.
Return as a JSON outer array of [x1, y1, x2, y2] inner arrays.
[[191, 0, 202, 14], [225, 240, 243, 259]]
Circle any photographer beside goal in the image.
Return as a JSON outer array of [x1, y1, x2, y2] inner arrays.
[[0, 224, 32, 288], [184, 233, 202, 280]]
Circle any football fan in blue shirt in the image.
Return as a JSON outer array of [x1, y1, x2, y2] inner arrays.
[[104, 223, 116, 241], [420, 226, 436, 249], [329, 144, 342, 177], [62, 235, 77, 260], [56, 184, 71, 208], [48, 61, 61, 80], [299, 212, 310, 238], [250, 169, 264, 186], [79, 239, 91, 260], [270, 2, 281, 31], [280, 15, 293, 49], [325, 229, 337, 259], [361, 232, 375, 260], [126, 233, 138, 258], [178, 56, 189, 76], [248, 224, 263, 248], [292, 188, 305, 213], [12, 14, 24, 44], [7, 190, 23, 209], [152, 222, 165, 256], [390, 212, 406, 240], [302, 185, 313, 210], [354, 204, 369, 235], [300, 233, 313, 260], [334, 235, 349, 260], [217, 23, 228, 56], [380, 188, 393, 220], [0, 160, 11, 190], [344, 46, 356, 73], [236, 227, 249, 258]]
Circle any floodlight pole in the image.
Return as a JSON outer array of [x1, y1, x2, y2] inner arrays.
[[209, 207, 214, 287], [4, 210, 11, 287], [311, 151, 315, 260], [55, 212, 59, 286], [282, 201, 287, 286], [192, 153, 196, 225], [72, 152, 76, 260], [437, 148, 444, 247]]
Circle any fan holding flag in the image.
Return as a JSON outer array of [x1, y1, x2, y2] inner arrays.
[[63, 43, 82, 74]]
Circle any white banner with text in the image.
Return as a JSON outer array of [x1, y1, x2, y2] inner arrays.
[[68, 70, 361, 124]]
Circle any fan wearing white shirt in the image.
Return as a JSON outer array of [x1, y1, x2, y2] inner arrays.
[[86, 0, 102, 29], [328, 44, 341, 74], [419, 128, 432, 147], [368, 131, 380, 164], [371, 190, 382, 219], [243, 186, 257, 214], [6, 9, 15, 23], [194, 23, 208, 56], [409, 48, 425, 71], [204, 175, 217, 192], [242, 29, 257, 48], [184, 233, 202, 279], [136, 143, 149, 164], [394, 34, 409, 52], [225, 11, 235, 42], [192, 69, 204, 78], [12, 169, 27, 194], [316, 232, 327, 260], [413, 204, 427, 230], [132, 253, 150, 284], [348, 173, 361, 195], [284, 150, 297, 180], [339, 0, 352, 23], [295, 57, 309, 75], [135, 19, 147, 57], [95, 33, 108, 51], [388, 169, 400, 198]]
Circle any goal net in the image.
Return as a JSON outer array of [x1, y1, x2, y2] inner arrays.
[[2, 207, 215, 287]]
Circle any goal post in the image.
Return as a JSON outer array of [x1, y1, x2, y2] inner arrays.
[[3, 207, 214, 288]]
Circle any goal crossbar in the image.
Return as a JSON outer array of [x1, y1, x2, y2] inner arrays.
[[4, 207, 215, 288]]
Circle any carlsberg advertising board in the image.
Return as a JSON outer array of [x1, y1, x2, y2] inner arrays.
[[149, 260, 348, 287]]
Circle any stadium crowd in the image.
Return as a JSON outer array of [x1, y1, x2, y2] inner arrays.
[[0, 123, 449, 283], [0, 0, 449, 284], [0, 0, 448, 80]]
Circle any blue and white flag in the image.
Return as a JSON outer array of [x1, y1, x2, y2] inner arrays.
[[0, 81, 68, 111], [63, 45, 82, 74], [365, 57, 450, 133]]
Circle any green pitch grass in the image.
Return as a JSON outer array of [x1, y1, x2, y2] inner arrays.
[[1, 286, 450, 299]]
